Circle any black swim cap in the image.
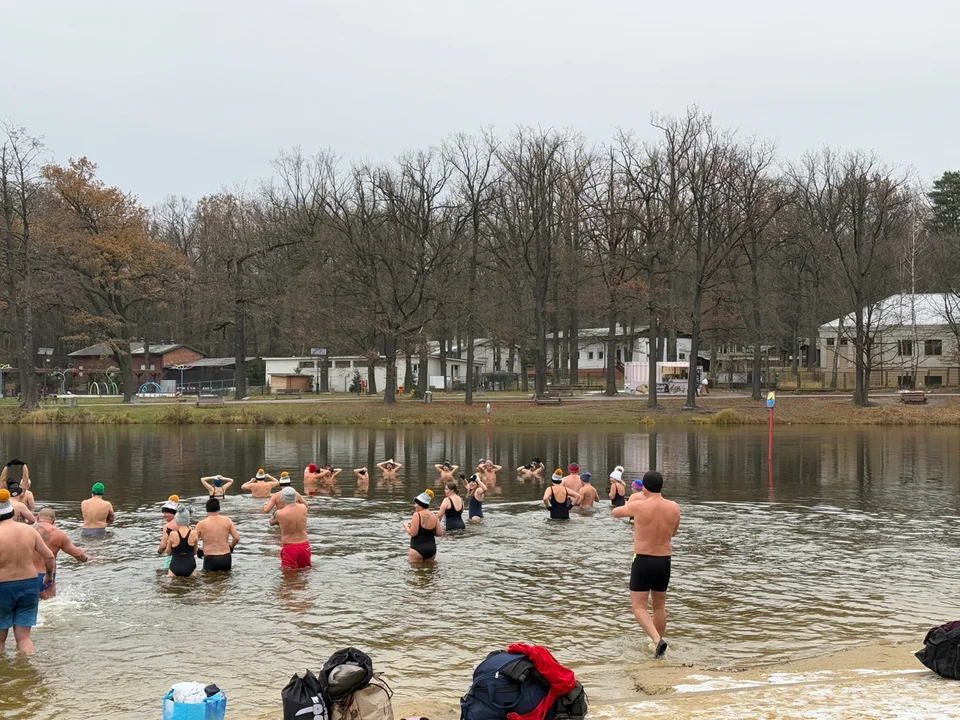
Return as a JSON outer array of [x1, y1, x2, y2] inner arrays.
[[642, 471, 664, 493], [206, 497, 221, 513]]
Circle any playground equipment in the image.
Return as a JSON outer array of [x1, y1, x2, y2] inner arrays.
[[138, 382, 163, 394]]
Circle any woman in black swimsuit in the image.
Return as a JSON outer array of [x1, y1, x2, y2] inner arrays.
[[543, 473, 580, 521], [404, 490, 443, 563], [166, 506, 198, 578], [436, 482, 466, 531], [609, 466, 626, 507]]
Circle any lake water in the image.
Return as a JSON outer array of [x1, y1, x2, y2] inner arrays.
[[1, 424, 958, 719]]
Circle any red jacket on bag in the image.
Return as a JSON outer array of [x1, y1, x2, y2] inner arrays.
[[505, 643, 577, 720]]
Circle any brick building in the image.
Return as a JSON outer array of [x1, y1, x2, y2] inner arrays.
[[68, 343, 204, 389]]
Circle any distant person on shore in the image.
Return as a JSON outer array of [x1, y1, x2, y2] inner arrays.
[[477, 459, 502, 486], [1, 459, 30, 492], [436, 482, 466, 531], [200, 474, 234, 499], [544, 471, 580, 521], [271, 487, 311, 570], [575, 472, 600, 514], [0, 489, 55, 655], [562, 463, 583, 494], [81, 483, 114, 536], [33, 508, 88, 600], [377, 459, 403, 481], [701, 376, 709, 394], [609, 466, 626, 507], [612, 471, 681, 659], [158, 496, 181, 570], [195, 498, 240, 573], [166, 506, 198, 578], [466, 474, 487, 522], [435, 461, 459, 484], [8, 485, 36, 524], [405, 490, 443, 563], [242, 469, 279, 498], [354, 467, 370, 494]]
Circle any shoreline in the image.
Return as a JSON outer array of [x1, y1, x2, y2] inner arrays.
[[6, 393, 960, 426]]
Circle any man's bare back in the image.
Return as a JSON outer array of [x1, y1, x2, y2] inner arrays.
[[272, 503, 308, 545], [81, 496, 114, 529], [0, 520, 54, 584], [33, 510, 87, 599], [196, 514, 239, 556], [629, 494, 681, 556], [577, 483, 600, 510], [242, 472, 278, 499]]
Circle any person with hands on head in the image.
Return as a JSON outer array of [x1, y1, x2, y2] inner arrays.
[[465, 474, 487, 522], [377, 459, 403, 480], [201, 474, 234, 499], [405, 490, 442, 563], [544, 469, 580, 521], [0, 459, 30, 493], [609, 466, 626, 507], [435, 461, 459, 483], [7, 484, 35, 524], [263, 473, 307, 513], [353, 467, 370, 494], [241, 468, 279, 498]]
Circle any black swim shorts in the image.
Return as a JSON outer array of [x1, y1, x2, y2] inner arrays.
[[630, 554, 671, 593], [203, 553, 233, 572]]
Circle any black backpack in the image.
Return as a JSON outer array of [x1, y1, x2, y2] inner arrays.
[[282, 670, 330, 720], [319, 647, 375, 702], [916, 620, 960, 679], [460, 651, 587, 720]]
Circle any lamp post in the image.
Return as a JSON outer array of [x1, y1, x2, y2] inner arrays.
[[766, 391, 776, 492]]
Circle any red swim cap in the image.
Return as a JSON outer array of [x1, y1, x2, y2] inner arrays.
[[569, 463, 580, 473], [308, 463, 318, 473]]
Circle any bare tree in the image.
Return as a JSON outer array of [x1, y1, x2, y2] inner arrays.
[[0, 124, 44, 408]]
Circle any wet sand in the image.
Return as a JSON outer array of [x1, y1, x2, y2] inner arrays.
[[392, 640, 958, 720]]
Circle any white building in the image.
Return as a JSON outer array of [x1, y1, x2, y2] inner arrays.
[[545, 326, 693, 376], [819, 293, 960, 388]]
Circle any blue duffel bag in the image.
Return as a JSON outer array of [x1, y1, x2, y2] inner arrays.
[[460, 652, 550, 720], [162, 690, 227, 720]]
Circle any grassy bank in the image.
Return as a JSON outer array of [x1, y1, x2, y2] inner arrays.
[[4, 394, 960, 426]]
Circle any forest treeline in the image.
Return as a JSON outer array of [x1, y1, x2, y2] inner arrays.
[[2, 108, 959, 408]]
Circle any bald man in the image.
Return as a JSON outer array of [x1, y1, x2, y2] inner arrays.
[[33, 509, 88, 600]]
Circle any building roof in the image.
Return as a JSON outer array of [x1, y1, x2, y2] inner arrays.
[[163, 357, 254, 369], [69, 342, 203, 358], [820, 294, 960, 332]]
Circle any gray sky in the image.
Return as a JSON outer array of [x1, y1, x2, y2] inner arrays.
[[4, 0, 955, 204]]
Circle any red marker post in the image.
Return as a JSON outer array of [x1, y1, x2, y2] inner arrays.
[[485, 403, 492, 454], [766, 391, 775, 492]]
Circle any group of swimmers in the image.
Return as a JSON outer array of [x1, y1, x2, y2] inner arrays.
[[0, 455, 680, 659]]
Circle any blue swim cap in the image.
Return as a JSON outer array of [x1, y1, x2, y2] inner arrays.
[[632, 479, 644, 491], [581, 472, 592, 483]]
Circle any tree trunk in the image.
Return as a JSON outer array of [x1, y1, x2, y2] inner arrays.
[[320, 358, 329, 393], [647, 310, 659, 409], [439, 333, 447, 381], [853, 303, 867, 406], [752, 340, 762, 400], [605, 306, 617, 396], [520, 351, 529, 393], [685, 292, 702, 408], [234, 270, 247, 400], [569, 307, 579, 386], [384, 334, 398, 404], [118, 343, 135, 403], [418, 341, 429, 396], [367, 362, 377, 395], [403, 352, 413, 393], [535, 294, 548, 395]]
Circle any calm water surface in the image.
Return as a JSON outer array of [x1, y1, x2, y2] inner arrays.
[[1, 424, 959, 718]]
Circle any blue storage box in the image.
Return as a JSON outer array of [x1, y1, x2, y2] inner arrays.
[[162, 690, 227, 720]]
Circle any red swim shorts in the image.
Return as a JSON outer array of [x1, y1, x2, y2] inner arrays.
[[281, 541, 312, 569]]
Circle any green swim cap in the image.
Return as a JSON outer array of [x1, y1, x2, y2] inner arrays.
[[92, 482, 105, 495]]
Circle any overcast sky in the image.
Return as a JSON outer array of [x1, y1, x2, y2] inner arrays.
[[3, 0, 955, 205]]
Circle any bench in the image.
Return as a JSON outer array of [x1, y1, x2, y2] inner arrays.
[[534, 392, 563, 405], [196, 395, 225, 408], [899, 390, 927, 405], [42, 395, 78, 407], [547, 386, 576, 396], [275, 389, 303, 399]]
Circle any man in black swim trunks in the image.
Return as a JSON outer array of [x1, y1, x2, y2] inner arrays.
[[195, 498, 240, 572], [612, 471, 680, 658]]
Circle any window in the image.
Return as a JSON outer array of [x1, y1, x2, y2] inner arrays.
[[839, 338, 849, 346], [298, 361, 315, 370], [334, 360, 351, 369], [925, 375, 943, 387], [826, 338, 835, 346], [897, 340, 913, 357], [598, 350, 604, 360], [139, 364, 145, 370], [679, 353, 686, 360], [451, 364, 460, 377], [587, 351, 594, 360], [149, 364, 155, 371], [925, 339, 943, 356]]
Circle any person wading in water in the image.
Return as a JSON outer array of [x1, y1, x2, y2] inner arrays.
[[612, 471, 681, 659]]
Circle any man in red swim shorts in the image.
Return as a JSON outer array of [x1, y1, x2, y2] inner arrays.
[[270, 487, 311, 569]]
